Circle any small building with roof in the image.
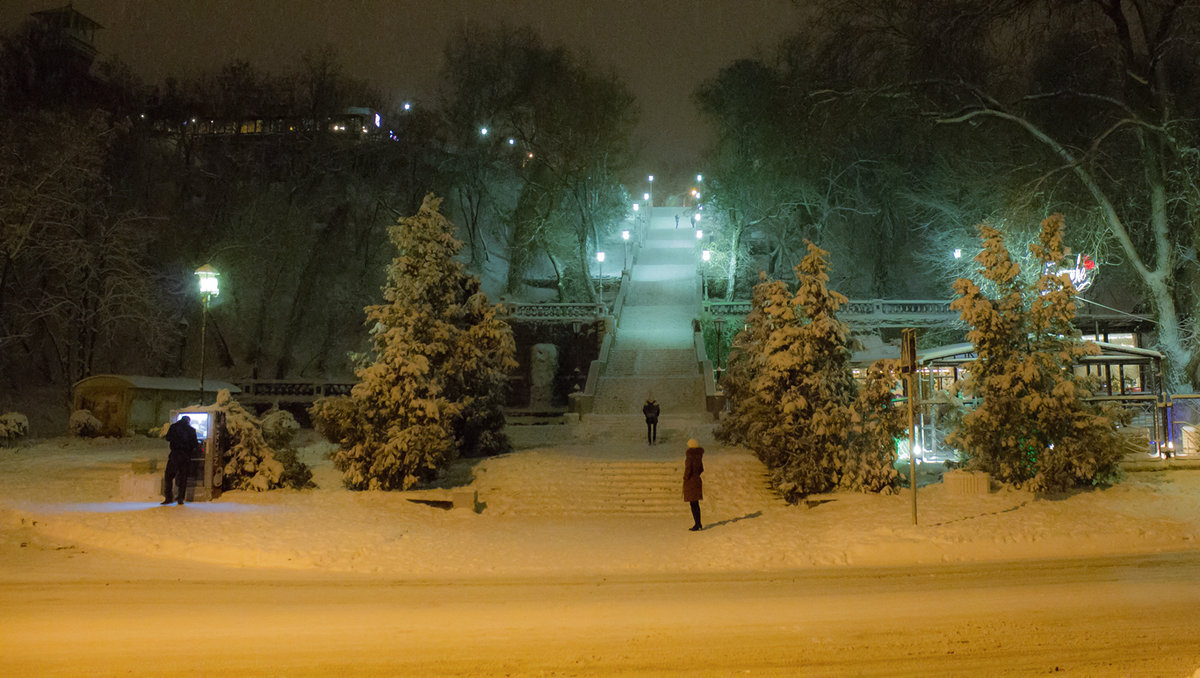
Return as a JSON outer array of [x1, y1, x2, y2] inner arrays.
[[72, 375, 241, 436]]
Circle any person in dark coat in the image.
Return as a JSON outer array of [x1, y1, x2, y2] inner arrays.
[[162, 415, 199, 505], [642, 393, 660, 445], [683, 438, 704, 531]]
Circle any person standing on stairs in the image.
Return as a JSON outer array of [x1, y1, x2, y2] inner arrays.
[[684, 438, 704, 531], [643, 392, 660, 445]]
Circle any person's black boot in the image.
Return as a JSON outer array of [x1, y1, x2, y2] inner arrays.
[[689, 524, 702, 531], [160, 498, 172, 505]]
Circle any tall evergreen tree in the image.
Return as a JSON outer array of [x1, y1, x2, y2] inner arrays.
[[949, 214, 1123, 491], [312, 194, 516, 490]]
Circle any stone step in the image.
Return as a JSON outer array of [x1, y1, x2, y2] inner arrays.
[[592, 376, 705, 415]]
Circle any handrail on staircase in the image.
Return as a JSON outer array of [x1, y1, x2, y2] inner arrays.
[[693, 318, 725, 420], [569, 272, 628, 417]]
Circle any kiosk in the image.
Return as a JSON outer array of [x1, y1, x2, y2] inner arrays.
[[169, 408, 227, 501]]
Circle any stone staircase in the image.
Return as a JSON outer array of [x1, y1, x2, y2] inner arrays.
[[592, 208, 707, 416], [475, 451, 777, 517]]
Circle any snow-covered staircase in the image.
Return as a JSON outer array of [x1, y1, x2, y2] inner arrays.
[[474, 450, 777, 517], [591, 208, 707, 416]]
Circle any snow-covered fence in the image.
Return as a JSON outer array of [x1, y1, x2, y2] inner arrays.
[[505, 302, 606, 320], [235, 380, 353, 407], [704, 299, 962, 328]]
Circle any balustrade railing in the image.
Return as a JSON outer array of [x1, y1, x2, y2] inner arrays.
[[703, 298, 960, 326]]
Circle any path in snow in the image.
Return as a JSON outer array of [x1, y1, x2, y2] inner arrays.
[[593, 207, 705, 416]]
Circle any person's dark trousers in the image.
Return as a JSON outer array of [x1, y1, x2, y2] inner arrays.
[[690, 501, 702, 530], [647, 422, 657, 445], [163, 453, 189, 503]]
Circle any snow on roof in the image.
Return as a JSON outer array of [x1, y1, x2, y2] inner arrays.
[[914, 340, 1164, 366], [73, 374, 242, 393], [1088, 341, 1164, 360], [917, 343, 976, 365]]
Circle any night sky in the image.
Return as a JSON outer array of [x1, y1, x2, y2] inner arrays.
[[2, 0, 805, 167]]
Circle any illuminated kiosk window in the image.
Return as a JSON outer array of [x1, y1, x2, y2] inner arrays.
[[175, 410, 211, 440]]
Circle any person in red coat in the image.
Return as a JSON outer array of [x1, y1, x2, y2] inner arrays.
[[683, 438, 704, 531]]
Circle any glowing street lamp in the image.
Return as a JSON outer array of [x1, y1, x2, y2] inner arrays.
[[953, 248, 963, 259], [622, 230, 631, 270], [701, 249, 711, 301], [479, 126, 489, 136], [596, 251, 606, 307], [194, 265, 220, 404], [695, 229, 703, 240]]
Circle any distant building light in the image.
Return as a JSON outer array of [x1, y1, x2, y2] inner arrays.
[[403, 102, 412, 111], [508, 137, 516, 145], [374, 113, 381, 127]]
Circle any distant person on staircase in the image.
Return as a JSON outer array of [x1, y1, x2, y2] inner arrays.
[[675, 214, 680, 229], [684, 438, 704, 531], [643, 393, 660, 445]]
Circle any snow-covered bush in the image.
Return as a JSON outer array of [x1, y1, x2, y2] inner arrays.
[[310, 395, 357, 445], [260, 408, 313, 489], [69, 409, 103, 438], [261, 408, 300, 449], [311, 194, 516, 491], [0, 411, 29, 447], [948, 215, 1123, 491]]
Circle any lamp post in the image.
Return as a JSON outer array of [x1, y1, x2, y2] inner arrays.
[[713, 314, 726, 381], [596, 251, 605, 309], [622, 230, 630, 271], [194, 265, 220, 404], [701, 249, 711, 301], [647, 174, 654, 208]]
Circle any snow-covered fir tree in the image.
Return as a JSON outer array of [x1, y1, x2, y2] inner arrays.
[[212, 389, 289, 491], [948, 215, 1123, 491], [846, 359, 904, 494], [725, 242, 890, 502], [716, 272, 786, 448], [311, 194, 516, 491]]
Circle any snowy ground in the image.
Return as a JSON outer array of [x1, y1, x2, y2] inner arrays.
[[3, 418, 1200, 580]]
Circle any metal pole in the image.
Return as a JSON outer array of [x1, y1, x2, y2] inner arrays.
[[908, 370, 918, 525], [199, 294, 208, 405]]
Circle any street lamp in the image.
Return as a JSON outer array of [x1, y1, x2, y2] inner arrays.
[[596, 251, 605, 308], [713, 315, 726, 381], [701, 249, 711, 301], [647, 175, 654, 207], [622, 230, 630, 271], [695, 229, 703, 240], [194, 265, 220, 404], [953, 248, 963, 259]]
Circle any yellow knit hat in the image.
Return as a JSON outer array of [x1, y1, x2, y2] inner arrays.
[[687, 438, 700, 448]]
